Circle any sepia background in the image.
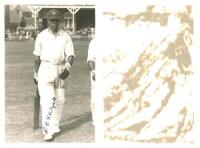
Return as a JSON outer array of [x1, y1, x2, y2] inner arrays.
[[99, 2, 196, 143]]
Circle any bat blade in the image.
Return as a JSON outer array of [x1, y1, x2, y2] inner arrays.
[[33, 87, 40, 129]]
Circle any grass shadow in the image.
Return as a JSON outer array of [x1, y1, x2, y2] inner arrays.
[[54, 111, 92, 138]]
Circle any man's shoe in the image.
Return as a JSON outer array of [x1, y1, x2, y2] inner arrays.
[[53, 127, 61, 134], [44, 134, 53, 141]]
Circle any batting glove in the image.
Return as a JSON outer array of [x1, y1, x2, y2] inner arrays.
[[59, 62, 71, 80], [64, 62, 71, 72], [34, 71, 38, 85]]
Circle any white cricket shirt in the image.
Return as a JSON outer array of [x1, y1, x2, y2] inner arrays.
[[33, 29, 75, 64]]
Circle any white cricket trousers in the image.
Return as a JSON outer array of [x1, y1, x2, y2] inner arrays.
[[38, 62, 66, 135], [90, 73, 96, 125]]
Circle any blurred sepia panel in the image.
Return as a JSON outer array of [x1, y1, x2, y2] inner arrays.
[[102, 5, 194, 143]]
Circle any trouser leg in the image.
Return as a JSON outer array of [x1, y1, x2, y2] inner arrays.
[[91, 74, 96, 125], [52, 77, 66, 129], [38, 82, 56, 135], [53, 88, 65, 128]]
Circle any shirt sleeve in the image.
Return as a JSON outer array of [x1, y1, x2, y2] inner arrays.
[[64, 34, 75, 59], [33, 34, 42, 56], [87, 38, 95, 62]]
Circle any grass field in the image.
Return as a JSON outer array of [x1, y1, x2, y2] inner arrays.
[[5, 39, 94, 143]]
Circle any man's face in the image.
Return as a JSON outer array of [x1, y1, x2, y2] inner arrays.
[[48, 19, 60, 33]]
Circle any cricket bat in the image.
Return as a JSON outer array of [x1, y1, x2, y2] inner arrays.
[[33, 86, 40, 129]]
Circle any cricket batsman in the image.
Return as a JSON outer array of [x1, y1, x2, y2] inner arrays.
[[33, 9, 75, 141], [87, 37, 96, 126]]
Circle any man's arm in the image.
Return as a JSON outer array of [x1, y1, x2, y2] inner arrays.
[[64, 55, 74, 72], [33, 34, 41, 81], [88, 60, 95, 81], [88, 60, 95, 71], [34, 56, 41, 84], [34, 56, 41, 73], [67, 55, 74, 66]]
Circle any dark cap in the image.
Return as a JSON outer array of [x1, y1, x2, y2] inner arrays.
[[47, 9, 61, 20]]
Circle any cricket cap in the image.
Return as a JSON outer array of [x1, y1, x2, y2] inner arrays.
[[47, 9, 61, 20]]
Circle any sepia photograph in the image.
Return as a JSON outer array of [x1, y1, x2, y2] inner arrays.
[[4, 1, 95, 143]]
